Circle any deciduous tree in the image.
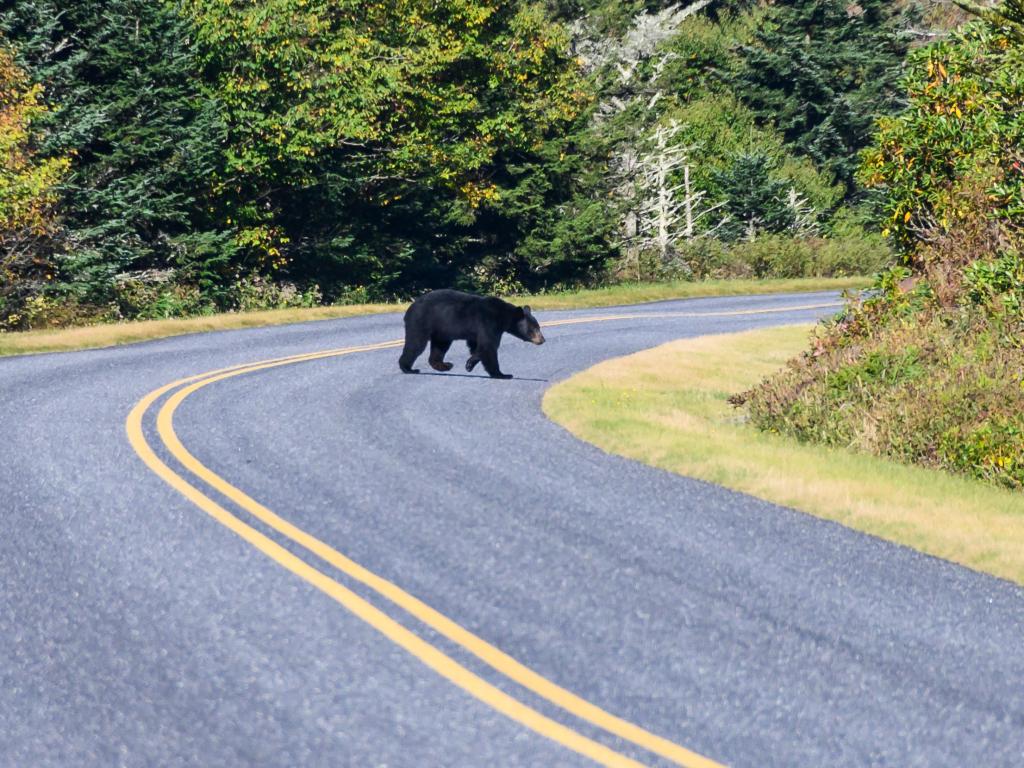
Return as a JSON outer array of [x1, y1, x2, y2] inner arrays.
[[0, 44, 68, 328]]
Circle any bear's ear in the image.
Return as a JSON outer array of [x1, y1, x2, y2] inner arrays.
[[523, 305, 532, 316]]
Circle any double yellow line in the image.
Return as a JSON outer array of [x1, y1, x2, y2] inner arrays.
[[124, 301, 839, 767]]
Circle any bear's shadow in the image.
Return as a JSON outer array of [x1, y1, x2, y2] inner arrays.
[[412, 371, 549, 382]]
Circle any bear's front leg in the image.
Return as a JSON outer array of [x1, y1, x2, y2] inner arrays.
[[479, 347, 512, 379]]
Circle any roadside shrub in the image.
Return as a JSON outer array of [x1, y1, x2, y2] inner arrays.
[[331, 285, 375, 306], [814, 232, 891, 277], [690, 238, 752, 280], [231, 274, 322, 312], [727, 236, 813, 278], [0, 293, 98, 330], [624, 233, 891, 282], [940, 416, 1024, 490], [467, 257, 528, 297], [735, 10, 1024, 493], [735, 271, 1024, 490], [110, 271, 213, 320], [964, 249, 1024, 319], [719, 234, 890, 279]]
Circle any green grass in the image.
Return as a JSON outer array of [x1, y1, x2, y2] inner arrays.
[[543, 324, 1024, 586], [0, 276, 866, 357]]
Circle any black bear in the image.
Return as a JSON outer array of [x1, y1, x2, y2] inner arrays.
[[398, 289, 545, 379]]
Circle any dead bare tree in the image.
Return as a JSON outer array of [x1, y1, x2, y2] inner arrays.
[[785, 188, 819, 237], [572, 2, 724, 275], [631, 121, 729, 272]]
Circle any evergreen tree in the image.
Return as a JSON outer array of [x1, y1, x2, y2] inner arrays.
[[476, 115, 619, 291], [732, 0, 913, 194], [713, 152, 794, 241], [0, 0, 233, 307]]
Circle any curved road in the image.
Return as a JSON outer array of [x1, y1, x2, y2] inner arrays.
[[1, 291, 1022, 767]]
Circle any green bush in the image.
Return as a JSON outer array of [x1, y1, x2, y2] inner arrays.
[[111, 272, 213, 320], [702, 234, 891, 280], [231, 274, 322, 313], [737, 269, 1024, 491], [735, 7, 1024, 492], [964, 250, 1024, 318], [860, 21, 1024, 255], [940, 417, 1024, 489]]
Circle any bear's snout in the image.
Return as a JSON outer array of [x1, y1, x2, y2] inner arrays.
[[531, 332, 545, 345]]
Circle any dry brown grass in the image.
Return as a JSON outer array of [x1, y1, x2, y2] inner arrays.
[[544, 324, 1024, 586]]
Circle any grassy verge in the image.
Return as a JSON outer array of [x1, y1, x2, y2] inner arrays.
[[0, 276, 866, 358], [543, 324, 1024, 586]]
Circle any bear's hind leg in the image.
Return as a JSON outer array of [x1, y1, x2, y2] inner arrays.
[[428, 338, 453, 372], [399, 326, 429, 373]]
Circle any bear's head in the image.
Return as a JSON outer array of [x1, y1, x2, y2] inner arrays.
[[511, 306, 545, 345]]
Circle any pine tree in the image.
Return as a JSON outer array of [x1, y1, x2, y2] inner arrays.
[[713, 153, 794, 242], [1, 0, 232, 308], [732, 0, 913, 195]]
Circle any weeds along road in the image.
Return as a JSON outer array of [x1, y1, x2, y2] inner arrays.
[[1, 291, 1021, 768]]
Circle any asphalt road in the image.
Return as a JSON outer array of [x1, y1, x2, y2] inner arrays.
[[1, 291, 1022, 768]]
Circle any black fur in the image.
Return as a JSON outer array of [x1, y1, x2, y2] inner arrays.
[[399, 289, 545, 379]]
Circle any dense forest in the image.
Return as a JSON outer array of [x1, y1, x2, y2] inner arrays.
[[0, 0, 935, 329]]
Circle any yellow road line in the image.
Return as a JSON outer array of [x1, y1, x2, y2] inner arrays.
[[126, 372, 644, 768], [126, 301, 840, 767], [155, 359, 722, 768]]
